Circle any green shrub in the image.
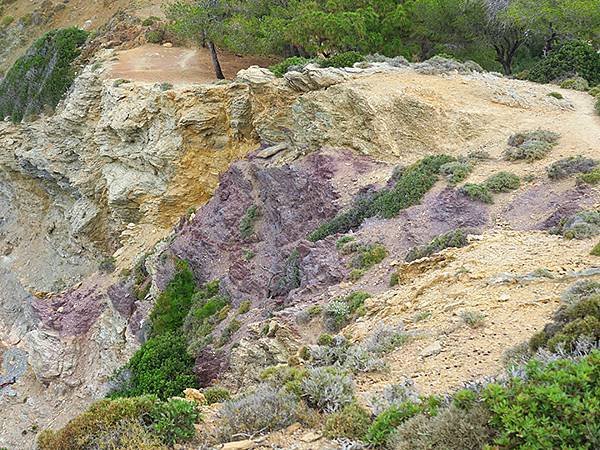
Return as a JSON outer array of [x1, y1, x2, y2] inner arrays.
[[142, 16, 160, 26], [239, 205, 259, 240], [484, 352, 600, 449], [349, 243, 388, 271], [389, 272, 399, 287], [308, 155, 454, 241], [0, 27, 88, 122], [217, 318, 241, 346], [336, 235, 355, 250], [301, 367, 355, 413], [552, 210, 600, 239], [237, 300, 251, 314], [547, 156, 597, 180], [560, 76, 589, 91], [323, 291, 370, 331], [365, 397, 441, 446], [146, 30, 163, 44], [405, 229, 469, 262], [578, 167, 600, 184], [319, 51, 364, 68], [323, 402, 371, 439], [203, 386, 231, 404], [452, 389, 477, 410], [150, 260, 197, 337], [595, 97, 600, 116], [99, 256, 116, 273], [1, 15, 13, 26], [439, 161, 472, 184], [150, 398, 200, 445], [504, 130, 560, 162], [260, 365, 308, 397], [111, 332, 197, 399], [591, 241, 600, 256], [466, 149, 490, 160], [390, 404, 495, 450], [269, 56, 313, 77], [589, 86, 600, 97], [547, 91, 563, 99], [460, 183, 493, 203], [484, 171, 521, 192], [527, 40, 600, 86], [218, 385, 300, 439], [38, 395, 199, 449], [460, 310, 486, 328]]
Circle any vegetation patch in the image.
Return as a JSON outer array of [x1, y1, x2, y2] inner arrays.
[[405, 229, 469, 262], [309, 155, 454, 241], [460, 310, 486, 328], [323, 402, 371, 439], [439, 160, 473, 184], [484, 171, 521, 192], [0, 27, 88, 122], [504, 130, 560, 162], [547, 156, 597, 180], [552, 210, 600, 239], [460, 183, 493, 203], [239, 205, 260, 240], [578, 167, 600, 185], [203, 386, 231, 404], [547, 91, 563, 99], [301, 367, 354, 413], [323, 291, 370, 331], [559, 76, 589, 91]]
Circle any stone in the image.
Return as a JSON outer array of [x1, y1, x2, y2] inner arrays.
[[184, 388, 207, 405], [420, 341, 442, 358], [221, 440, 255, 450], [235, 65, 277, 84], [162, 42, 173, 48], [300, 431, 323, 442]]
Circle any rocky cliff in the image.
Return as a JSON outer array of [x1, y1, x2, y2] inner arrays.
[[1, 56, 599, 448]]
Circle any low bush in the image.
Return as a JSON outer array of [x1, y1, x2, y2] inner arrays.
[[405, 229, 469, 262], [589, 86, 600, 97], [239, 205, 260, 240], [142, 16, 160, 27], [349, 243, 388, 270], [237, 300, 251, 314], [591, 241, 600, 256], [578, 167, 600, 184], [552, 210, 600, 239], [111, 332, 198, 399], [301, 367, 354, 413], [365, 397, 441, 446], [308, 155, 454, 241], [269, 56, 313, 77], [547, 156, 597, 180], [596, 97, 600, 116], [203, 386, 231, 404], [150, 260, 197, 337], [560, 76, 589, 91], [504, 130, 560, 162], [323, 291, 370, 331], [38, 395, 199, 450], [439, 161, 472, 184], [261, 365, 308, 397], [218, 384, 300, 440], [146, 30, 163, 44], [484, 352, 599, 449], [319, 51, 364, 68], [527, 40, 600, 86], [561, 280, 600, 305], [484, 171, 521, 192], [547, 91, 563, 99], [390, 404, 495, 450], [460, 310, 486, 328], [460, 183, 493, 203], [369, 380, 420, 415], [323, 402, 371, 439], [0, 27, 88, 122]]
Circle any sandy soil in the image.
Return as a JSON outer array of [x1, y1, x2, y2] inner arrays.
[[105, 44, 274, 84]]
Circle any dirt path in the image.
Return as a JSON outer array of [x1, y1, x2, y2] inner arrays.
[[105, 44, 274, 84]]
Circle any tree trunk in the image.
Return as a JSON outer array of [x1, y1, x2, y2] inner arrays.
[[207, 41, 225, 80]]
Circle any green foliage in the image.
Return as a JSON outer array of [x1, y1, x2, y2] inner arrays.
[[203, 386, 231, 404], [365, 397, 440, 446], [301, 367, 355, 413], [591, 241, 600, 256], [150, 260, 197, 337], [596, 97, 600, 115], [484, 171, 521, 192], [578, 167, 600, 184], [319, 51, 364, 68], [590, 86, 600, 97], [460, 310, 486, 328], [560, 76, 589, 91], [217, 318, 241, 347], [484, 352, 600, 449], [405, 229, 469, 262], [336, 235, 355, 250], [547, 91, 563, 99], [552, 210, 600, 239], [309, 155, 454, 241], [390, 404, 494, 450], [146, 30, 163, 44], [504, 130, 560, 162], [269, 56, 313, 76], [547, 156, 597, 180], [452, 389, 477, 410], [1, 15, 13, 27], [239, 205, 259, 240], [323, 402, 371, 439], [0, 27, 88, 122], [439, 160, 472, 184], [112, 332, 198, 400], [149, 398, 200, 445], [460, 183, 493, 203], [527, 41, 600, 86], [323, 291, 370, 331], [237, 300, 251, 314], [142, 16, 161, 27], [349, 242, 388, 273], [389, 271, 399, 287], [260, 365, 308, 397], [183, 289, 230, 355], [99, 256, 116, 273], [38, 395, 199, 449]]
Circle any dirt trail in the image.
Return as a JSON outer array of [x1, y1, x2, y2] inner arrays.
[[105, 44, 274, 84]]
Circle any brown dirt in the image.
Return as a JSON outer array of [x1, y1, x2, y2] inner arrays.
[[104, 44, 274, 84]]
